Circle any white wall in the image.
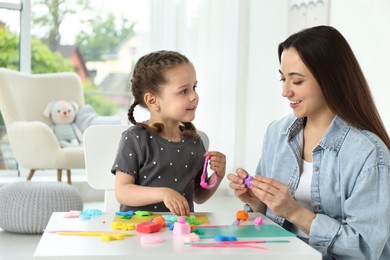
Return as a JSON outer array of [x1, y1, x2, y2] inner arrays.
[[138, 0, 390, 191], [330, 0, 390, 131], [242, 1, 289, 172]]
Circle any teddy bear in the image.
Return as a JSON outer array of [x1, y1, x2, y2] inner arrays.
[[43, 100, 83, 147]]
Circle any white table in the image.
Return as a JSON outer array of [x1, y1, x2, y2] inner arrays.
[[33, 211, 322, 260]]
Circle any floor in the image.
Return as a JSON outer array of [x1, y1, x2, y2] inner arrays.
[[0, 168, 244, 260]]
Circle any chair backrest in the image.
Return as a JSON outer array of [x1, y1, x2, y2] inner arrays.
[[0, 68, 84, 126], [83, 124, 209, 212], [83, 125, 129, 212]]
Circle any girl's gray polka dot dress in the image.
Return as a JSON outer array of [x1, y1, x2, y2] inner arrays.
[[111, 125, 206, 212]]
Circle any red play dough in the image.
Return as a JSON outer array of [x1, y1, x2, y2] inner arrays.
[[136, 221, 163, 233]]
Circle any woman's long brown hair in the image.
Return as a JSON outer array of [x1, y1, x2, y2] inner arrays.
[[278, 26, 390, 149]]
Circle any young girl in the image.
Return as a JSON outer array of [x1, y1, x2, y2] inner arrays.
[[111, 50, 226, 216]]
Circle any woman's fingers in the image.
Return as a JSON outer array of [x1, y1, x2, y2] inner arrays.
[[236, 168, 249, 179]]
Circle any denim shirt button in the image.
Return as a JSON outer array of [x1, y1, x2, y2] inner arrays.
[[313, 166, 319, 172], [314, 204, 321, 211]]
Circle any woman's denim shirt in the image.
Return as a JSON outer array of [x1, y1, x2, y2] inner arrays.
[[256, 114, 390, 259]]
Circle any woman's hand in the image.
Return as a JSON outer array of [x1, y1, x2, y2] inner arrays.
[[227, 168, 257, 203], [249, 175, 299, 219], [250, 175, 315, 233], [162, 188, 190, 216]]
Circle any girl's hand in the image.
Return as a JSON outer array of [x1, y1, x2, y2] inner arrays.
[[162, 188, 190, 216], [250, 175, 299, 219], [205, 151, 226, 179]]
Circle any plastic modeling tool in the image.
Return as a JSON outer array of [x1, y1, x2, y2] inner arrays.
[[56, 231, 134, 241], [191, 243, 267, 250]]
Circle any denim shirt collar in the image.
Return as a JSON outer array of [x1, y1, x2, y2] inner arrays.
[[283, 115, 351, 155]]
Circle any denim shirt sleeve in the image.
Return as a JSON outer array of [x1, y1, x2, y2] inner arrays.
[[310, 163, 390, 259], [256, 116, 302, 225]]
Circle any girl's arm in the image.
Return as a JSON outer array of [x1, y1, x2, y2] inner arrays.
[[115, 171, 191, 216], [194, 151, 226, 204]]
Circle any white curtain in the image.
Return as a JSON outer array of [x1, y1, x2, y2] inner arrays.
[[134, 0, 253, 189]]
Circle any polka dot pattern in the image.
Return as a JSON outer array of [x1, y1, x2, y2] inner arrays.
[[112, 125, 207, 213]]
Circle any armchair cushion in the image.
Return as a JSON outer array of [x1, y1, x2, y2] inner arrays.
[[8, 121, 84, 169]]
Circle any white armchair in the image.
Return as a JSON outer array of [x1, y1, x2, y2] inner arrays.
[[0, 68, 85, 184]]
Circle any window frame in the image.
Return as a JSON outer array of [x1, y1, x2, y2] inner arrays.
[[0, 0, 31, 72]]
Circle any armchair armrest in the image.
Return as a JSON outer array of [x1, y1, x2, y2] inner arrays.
[[8, 121, 61, 169]]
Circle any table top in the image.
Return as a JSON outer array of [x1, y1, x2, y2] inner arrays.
[[33, 211, 322, 260]]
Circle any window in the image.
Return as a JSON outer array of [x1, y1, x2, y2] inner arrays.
[[0, 0, 31, 72], [0, 1, 22, 71], [0, 1, 30, 172]]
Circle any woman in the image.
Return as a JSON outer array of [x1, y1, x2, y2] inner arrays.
[[228, 25, 390, 259]]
